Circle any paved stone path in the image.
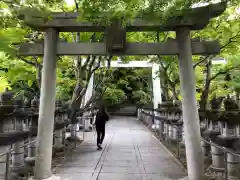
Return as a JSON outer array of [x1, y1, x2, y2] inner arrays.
[[55, 116, 186, 180]]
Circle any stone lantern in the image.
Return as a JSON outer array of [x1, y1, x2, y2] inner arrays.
[[0, 90, 30, 177], [53, 100, 65, 153], [215, 111, 240, 177], [82, 108, 92, 132], [208, 96, 239, 174], [168, 107, 182, 141], [202, 109, 221, 166], [0, 92, 15, 176], [160, 101, 182, 141], [25, 96, 39, 166], [10, 99, 28, 174], [156, 108, 165, 139]]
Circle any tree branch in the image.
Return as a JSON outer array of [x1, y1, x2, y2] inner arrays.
[[74, 0, 79, 11], [163, 32, 169, 42], [220, 30, 240, 50], [0, 67, 8, 72], [17, 56, 36, 66], [193, 56, 210, 69], [82, 33, 99, 69], [107, 56, 112, 68], [165, 58, 175, 69], [156, 32, 169, 43], [82, 56, 91, 69], [158, 56, 165, 69], [191, 31, 199, 38], [209, 65, 240, 82], [91, 56, 102, 74], [94, 67, 116, 90]]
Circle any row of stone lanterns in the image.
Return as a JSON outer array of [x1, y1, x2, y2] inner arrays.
[[201, 110, 240, 177], [139, 99, 240, 178], [141, 101, 183, 142], [0, 91, 69, 179]]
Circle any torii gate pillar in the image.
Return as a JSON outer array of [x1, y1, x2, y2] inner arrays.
[[152, 63, 162, 111], [33, 28, 59, 180], [176, 27, 204, 180]]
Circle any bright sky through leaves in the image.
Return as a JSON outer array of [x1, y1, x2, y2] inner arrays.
[[65, 0, 75, 5]]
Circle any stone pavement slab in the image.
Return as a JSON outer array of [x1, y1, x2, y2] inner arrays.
[[54, 116, 186, 180]]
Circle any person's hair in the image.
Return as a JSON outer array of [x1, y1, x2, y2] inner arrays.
[[98, 106, 106, 115]]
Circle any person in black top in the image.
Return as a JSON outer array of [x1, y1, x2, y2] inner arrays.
[[95, 106, 109, 150]]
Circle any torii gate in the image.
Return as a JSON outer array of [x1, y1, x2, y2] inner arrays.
[[18, 2, 226, 180], [83, 60, 161, 111]]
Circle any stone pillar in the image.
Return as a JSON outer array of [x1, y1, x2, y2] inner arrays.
[[11, 117, 24, 171], [176, 28, 204, 180], [33, 28, 59, 180], [137, 109, 141, 120], [222, 123, 235, 136], [84, 73, 94, 106], [208, 120, 213, 130], [164, 123, 168, 135], [83, 111, 91, 132], [201, 140, 210, 157], [210, 142, 224, 170], [227, 152, 240, 177], [54, 109, 65, 152], [152, 63, 162, 115], [172, 125, 178, 140], [181, 126, 185, 145], [26, 126, 37, 165], [218, 121, 223, 134], [159, 120, 164, 136], [54, 128, 64, 151], [25, 96, 39, 166], [236, 125, 240, 136]]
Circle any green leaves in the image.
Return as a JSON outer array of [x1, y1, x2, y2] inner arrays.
[[0, 0, 238, 107], [95, 67, 151, 106], [103, 87, 127, 105], [0, 28, 28, 55], [132, 90, 151, 106], [0, 77, 10, 92]]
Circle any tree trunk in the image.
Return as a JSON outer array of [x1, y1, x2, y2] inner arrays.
[[68, 82, 85, 139], [163, 78, 170, 100], [199, 60, 211, 111], [199, 81, 210, 111], [236, 91, 240, 109], [160, 68, 170, 100], [172, 85, 178, 101]]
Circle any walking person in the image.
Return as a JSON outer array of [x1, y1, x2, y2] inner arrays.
[[95, 106, 109, 150]]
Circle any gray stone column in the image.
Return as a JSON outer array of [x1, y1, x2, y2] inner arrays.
[[11, 116, 24, 171], [151, 63, 162, 116], [27, 136, 36, 161], [33, 28, 59, 180], [176, 28, 204, 180], [54, 114, 65, 152], [25, 118, 37, 165], [70, 124, 77, 138], [54, 129, 64, 150], [236, 125, 240, 136]]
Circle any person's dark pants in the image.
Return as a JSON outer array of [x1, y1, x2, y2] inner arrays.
[[96, 125, 105, 145]]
